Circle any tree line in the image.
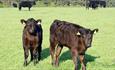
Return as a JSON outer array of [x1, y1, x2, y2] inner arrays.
[[0, 0, 115, 7]]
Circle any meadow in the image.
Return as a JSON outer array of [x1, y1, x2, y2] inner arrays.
[[0, 7, 115, 70]]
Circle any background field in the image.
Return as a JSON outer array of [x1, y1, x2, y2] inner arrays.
[[0, 7, 115, 70]]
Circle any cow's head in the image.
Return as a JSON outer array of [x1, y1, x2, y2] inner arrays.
[[77, 28, 98, 48], [21, 18, 41, 34]]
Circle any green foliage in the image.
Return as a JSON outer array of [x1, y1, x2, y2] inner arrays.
[[0, 7, 115, 70], [0, 3, 3, 7], [107, 0, 115, 7]]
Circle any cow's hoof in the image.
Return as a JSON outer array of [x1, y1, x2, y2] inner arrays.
[[23, 62, 27, 67], [51, 62, 55, 66], [36, 60, 39, 64], [51, 62, 59, 67], [34, 62, 36, 66], [34, 60, 37, 66], [54, 63, 59, 67]]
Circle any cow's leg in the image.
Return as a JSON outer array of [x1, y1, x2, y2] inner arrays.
[[28, 7, 31, 11], [71, 48, 78, 70], [29, 7, 30, 11], [33, 48, 37, 65], [38, 44, 42, 61], [38, 33, 43, 61], [55, 45, 63, 66], [30, 47, 33, 61], [19, 6, 21, 11], [79, 55, 86, 70], [24, 47, 29, 66], [50, 40, 57, 66]]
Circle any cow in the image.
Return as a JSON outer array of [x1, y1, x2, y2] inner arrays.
[[19, 0, 36, 11], [21, 18, 43, 66], [49, 20, 98, 70], [86, 0, 99, 9], [86, 0, 106, 9]]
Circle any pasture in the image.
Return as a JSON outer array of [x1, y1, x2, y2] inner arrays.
[[0, 7, 115, 70]]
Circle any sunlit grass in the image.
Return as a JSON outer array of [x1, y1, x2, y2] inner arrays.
[[0, 7, 115, 70]]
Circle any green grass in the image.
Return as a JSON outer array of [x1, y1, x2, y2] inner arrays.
[[0, 7, 115, 70]]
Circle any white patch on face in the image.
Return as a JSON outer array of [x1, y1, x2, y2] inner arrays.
[[38, 22, 41, 25]]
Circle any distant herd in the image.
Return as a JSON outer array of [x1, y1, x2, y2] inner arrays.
[[12, 0, 106, 11], [21, 18, 98, 70]]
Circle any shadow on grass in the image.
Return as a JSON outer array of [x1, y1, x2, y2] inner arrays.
[[60, 50, 71, 62], [59, 50, 100, 69], [41, 48, 50, 60], [85, 54, 100, 65]]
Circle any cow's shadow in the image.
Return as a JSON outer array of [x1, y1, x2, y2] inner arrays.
[[60, 50, 71, 62], [41, 48, 50, 60], [59, 50, 100, 69]]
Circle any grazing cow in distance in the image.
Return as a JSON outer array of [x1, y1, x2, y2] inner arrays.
[[86, 0, 99, 9], [19, 0, 36, 11], [49, 20, 98, 70], [86, 0, 106, 9], [21, 18, 43, 66]]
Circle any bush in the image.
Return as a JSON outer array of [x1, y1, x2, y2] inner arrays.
[[0, 3, 3, 8]]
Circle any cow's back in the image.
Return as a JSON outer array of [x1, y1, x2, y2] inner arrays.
[[19, 1, 32, 7], [50, 20, 83, 48]]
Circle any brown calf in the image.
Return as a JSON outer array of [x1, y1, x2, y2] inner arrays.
[[21, 18, 43, 66], [49, 20, 98, 70]]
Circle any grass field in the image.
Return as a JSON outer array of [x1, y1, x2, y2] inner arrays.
[[0, 7, 115, 70]]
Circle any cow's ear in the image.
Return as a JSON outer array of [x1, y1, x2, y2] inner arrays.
[[92, 28, 99, 34], [36, 19, 42, 25], [21, 19, 27, 24], [76, 31, 81, 36]]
